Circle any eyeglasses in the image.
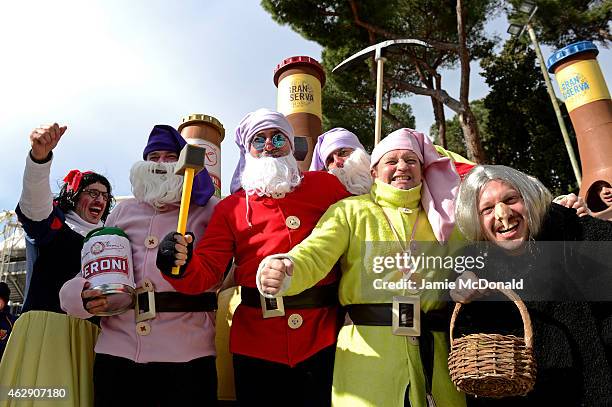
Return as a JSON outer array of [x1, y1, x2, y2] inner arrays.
[[251, 133, 287, 151], [82, 189, 111, 201]]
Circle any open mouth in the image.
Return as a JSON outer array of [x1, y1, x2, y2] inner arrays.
[[154, 169, 167, 174], [393, 176, 411, 182], [497, 222, 519, 235], [88, 206, 104, 218]]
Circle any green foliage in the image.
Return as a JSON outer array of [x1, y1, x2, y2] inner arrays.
[[433, 41, 581, 195], [430, 99, 490, 157], [262, 0, 500, 149], [507, 0, 611, 47]]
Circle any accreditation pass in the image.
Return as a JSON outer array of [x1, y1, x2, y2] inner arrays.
[[0, 386, 68, 400]]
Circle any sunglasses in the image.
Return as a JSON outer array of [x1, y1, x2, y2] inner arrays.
[[82, 189, 111, 201], [251, 133, 287, 151]]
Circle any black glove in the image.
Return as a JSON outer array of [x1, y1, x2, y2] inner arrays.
[[156, 231, 194, 278]]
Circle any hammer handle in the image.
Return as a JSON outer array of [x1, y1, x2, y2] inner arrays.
[[172, 168, 195, 275]]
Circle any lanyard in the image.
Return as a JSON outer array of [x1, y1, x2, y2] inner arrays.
[[378, 205, 420, 256], [377, 204, 422, 289]]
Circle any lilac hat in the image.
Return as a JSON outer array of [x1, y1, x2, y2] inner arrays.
[[229, 109, 294, 193], [371, 128, 460, 242], [142, 125, 215, 206], [309, 128, 366, 171]]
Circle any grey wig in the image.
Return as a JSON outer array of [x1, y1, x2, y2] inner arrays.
[[455, 165, 553, 241]]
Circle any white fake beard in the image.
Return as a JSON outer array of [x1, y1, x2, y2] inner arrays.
[[130, 161, 183, 208], [241, 154, 302, 196], [329, 149, 373, 195]]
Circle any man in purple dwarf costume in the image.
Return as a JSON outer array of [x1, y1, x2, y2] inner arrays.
[[310, 127, 373, 195], [60, 125, 220, 406]]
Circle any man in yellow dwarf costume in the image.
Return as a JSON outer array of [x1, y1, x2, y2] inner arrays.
[[258, 128, 466, 407]]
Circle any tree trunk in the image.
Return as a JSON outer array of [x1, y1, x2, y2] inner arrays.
[[456, 0, 486, 163], [431, 97, 447, 148], [459, 107, 486, 163]]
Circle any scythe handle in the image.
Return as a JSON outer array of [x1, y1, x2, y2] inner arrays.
[[375, 57, 386, 146]]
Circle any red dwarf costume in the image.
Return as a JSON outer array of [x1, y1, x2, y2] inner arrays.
[[158, 108, 350, 406], [166, 171, 348, 364]]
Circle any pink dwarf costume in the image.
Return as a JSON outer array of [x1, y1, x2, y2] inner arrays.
[[60, 125, 220, 406]]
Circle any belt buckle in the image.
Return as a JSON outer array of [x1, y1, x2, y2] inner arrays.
[[135, 284, 156, 323], [260, 294, 285, 319], [392, 295, 420, 336]]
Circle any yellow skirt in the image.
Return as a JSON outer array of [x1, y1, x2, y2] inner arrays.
[[0, 311, 99, 407]]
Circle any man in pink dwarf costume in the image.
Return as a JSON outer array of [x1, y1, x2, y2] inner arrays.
[[60, 125, 219, 406]]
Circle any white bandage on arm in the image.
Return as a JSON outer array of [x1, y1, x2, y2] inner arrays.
[[256, 254, 293, 299]]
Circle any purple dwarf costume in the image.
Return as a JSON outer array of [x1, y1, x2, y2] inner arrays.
[[309, 127, 366, 171]]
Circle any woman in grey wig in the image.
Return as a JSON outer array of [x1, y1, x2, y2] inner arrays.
[[451, 164, 612, 407]]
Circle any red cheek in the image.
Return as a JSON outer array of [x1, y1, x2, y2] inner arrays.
[[77, 197, 91, 212]]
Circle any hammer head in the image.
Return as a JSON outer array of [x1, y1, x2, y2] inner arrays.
[[174, 144, 206, 176]]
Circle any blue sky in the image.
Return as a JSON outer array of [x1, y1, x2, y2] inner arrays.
[[1, 0, 610, 211]]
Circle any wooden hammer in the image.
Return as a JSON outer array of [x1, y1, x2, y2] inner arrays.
[[172, 143, 206, 275]]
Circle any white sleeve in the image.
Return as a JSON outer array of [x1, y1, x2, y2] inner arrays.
[[256, 254, 293, 299], [19, 153, 54, 221]]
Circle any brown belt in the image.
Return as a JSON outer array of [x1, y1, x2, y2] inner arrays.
[[240, 284, 339, 309]]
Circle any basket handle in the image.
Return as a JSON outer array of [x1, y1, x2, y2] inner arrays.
[[449, 288, 533, 348]]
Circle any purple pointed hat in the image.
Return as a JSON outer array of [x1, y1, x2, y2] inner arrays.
[[143, 125, 215, 206], [310, 128, 366, 171], [229, 109, 294, 194]]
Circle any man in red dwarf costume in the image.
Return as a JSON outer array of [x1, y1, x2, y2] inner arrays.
[[156, 108, 351, 406]]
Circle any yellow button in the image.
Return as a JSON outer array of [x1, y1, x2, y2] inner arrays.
[[285, 216, 301, 230], [145, 235, 159, 249], [271, 192, 286, 199], [136, 321, 151, 336], [288, 313, 303, 329]]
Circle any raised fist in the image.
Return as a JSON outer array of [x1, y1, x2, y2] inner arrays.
[[259, 257, 294, 296], [30, 123, 67, 161]]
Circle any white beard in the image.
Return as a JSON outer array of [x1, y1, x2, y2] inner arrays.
[[130, 161, 183, 208], [329, 149, 373, 195], [241, 154, 302, 196]]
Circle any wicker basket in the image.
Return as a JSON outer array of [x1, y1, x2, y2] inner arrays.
[[447, 288, 536, 398]]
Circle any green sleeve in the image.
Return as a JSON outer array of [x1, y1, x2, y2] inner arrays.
[[285, 202, 351, 296]]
